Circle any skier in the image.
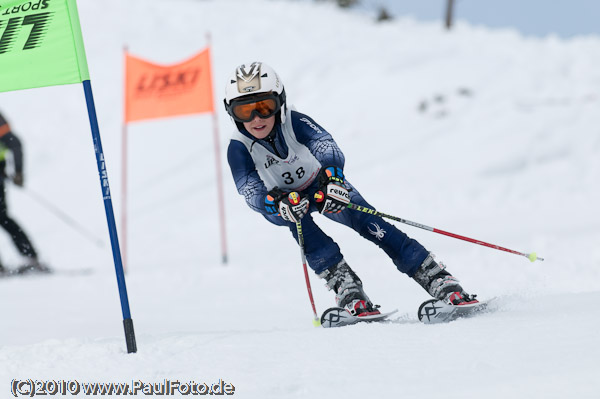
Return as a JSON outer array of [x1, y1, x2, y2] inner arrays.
[[0, 111, 47, 274], [224, 62, 477, 317]]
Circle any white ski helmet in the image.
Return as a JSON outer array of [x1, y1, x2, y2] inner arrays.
[[224, 62, 287, 124]]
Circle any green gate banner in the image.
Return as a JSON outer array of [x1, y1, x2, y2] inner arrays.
[[0, 0, 89, 93]]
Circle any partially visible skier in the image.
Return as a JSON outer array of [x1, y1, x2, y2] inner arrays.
[[0, 111, 47, 274], [224, 62, 478, 317]]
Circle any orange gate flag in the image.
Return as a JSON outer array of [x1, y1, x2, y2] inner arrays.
[[125, 48, 215, 123]]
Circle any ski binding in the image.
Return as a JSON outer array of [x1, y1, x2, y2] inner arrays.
[[418, 298, 490, 324]]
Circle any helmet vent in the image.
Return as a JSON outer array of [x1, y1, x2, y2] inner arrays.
[[236, 62, 262, 93]]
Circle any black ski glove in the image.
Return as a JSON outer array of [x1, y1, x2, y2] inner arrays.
[[314, 166, 350, 214], [12, 172, 24, 187], [265, 187, 310, 223]]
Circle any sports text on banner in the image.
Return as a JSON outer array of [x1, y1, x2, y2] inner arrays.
[[0, 0, 90, 93], [124, 48, 215, 123]]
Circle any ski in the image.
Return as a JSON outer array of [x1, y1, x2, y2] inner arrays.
[[417, 298, 491, 324], [0, 266, 93, 278], [320, 307, 398, 328]]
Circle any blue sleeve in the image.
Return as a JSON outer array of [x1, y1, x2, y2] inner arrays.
[[227, 139, 269, 215], [291, 111, 345, 170]]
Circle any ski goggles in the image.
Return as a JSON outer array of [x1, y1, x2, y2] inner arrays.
[[227, 94, 281, 123]]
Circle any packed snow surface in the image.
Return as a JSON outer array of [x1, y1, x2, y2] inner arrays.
[[1, 0, 599, 398]]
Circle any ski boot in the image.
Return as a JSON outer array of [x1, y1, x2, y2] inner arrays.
[[319, 259, 380, 316], [412, 254, 478, 306]]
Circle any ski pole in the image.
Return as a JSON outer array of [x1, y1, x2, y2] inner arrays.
[[295, 220, 321, 326], [347, 202, 544, 262], [19, 185, 106, 248]]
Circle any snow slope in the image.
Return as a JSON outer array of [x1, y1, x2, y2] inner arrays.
[[1, 0, 600, 397]]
